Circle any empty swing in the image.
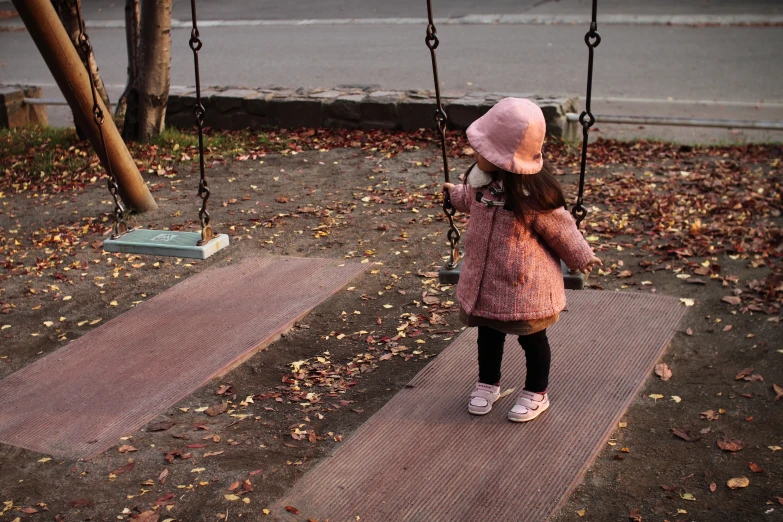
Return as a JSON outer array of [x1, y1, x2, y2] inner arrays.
[[94, 0, 228, 259], [424, 0, 600, 290]]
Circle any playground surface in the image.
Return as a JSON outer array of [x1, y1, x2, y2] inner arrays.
[[0, 128, 781, 521]]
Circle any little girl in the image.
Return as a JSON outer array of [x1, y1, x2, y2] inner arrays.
[[443, 98, 601, 422]]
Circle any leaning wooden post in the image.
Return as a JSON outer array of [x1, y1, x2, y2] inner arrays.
[[12, 0, 157, 212]]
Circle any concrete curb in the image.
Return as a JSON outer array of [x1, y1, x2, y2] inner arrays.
[[166, 85, 580, 139]]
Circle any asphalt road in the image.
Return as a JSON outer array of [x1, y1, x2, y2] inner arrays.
[[1, 0, 782, 142]]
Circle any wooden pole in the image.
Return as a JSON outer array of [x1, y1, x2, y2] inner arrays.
[[12, 0, 157, 212]]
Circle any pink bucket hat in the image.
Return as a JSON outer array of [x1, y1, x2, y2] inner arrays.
[[466, 98, 546, 175]]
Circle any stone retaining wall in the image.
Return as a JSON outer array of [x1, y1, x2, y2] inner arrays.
[[0, 85, 48, 128], [166, 86, 579, 139]]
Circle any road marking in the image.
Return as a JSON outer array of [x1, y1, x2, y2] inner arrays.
[[590, 97, 783, 109], [2, 14, 783, 29]]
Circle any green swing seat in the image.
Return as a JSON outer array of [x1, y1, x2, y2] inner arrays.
[[103, 228, 229, 260]]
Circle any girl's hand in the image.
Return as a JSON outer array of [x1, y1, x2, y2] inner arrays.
[[579, 256, 602, 274], [443, 182, 455, 192]]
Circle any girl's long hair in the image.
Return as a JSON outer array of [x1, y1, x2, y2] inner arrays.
[[465, 160, 567, 220]]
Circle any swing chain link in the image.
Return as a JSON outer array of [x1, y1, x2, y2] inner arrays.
[[75, 3, 128, 239], [572, 0, 600, 228], [425, 0, 460, 268], [189, 0, 214, 245]]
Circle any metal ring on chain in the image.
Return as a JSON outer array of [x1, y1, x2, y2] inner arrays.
[[585, 31, 601, 47], [579, 110, 596, 128], [571, 204, 588, 225], [193, 103, 206, 125], [425, 27, 439, 49], [92, 106, 104, 125], [189, 29, 202, 51], [433, 109, 448, 133]]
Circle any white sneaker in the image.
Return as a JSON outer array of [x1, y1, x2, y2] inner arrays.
[[508, 390, 549, 422], [468, 383, 501, 415]]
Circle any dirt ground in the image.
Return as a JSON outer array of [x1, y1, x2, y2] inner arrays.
[[0, 129, 781, 522]]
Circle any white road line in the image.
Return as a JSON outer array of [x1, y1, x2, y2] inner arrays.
[[2, 14, 783, 29], [590, 97, 783, 109]]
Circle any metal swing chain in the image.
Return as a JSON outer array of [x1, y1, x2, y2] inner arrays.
[[75, 5, 128, 239], [425, 0, 460, 269], [572, 0, 600, 228], [189, 0, 214, 245]]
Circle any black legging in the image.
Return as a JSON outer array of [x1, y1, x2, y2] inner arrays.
[[477, 325, 551, 393]]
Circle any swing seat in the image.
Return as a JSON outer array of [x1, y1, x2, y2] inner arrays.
[[103, 228, 229, 259], [438, 258, 462, 285], [562, 261, 586, 290], [439, 260, 585, 289]]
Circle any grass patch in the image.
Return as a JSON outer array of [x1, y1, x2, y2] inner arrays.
[[0, 126, 79, 157], [146, 127, 275, 156]]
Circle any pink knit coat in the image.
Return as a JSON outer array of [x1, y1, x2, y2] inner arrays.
[[449, 179, 595, 321]]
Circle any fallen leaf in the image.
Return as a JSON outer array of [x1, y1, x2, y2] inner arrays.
[[654, 363, 672, 381], [629, 508, 642, 521], [158, 468, 168, 484], [773, 383, 783, 400], [205, 402, 228, 416], [685, 327, 693, 336], [648, 393, 664, 402], [679, 298, 695, 307], [680, 492, 696, 501], [727, 476, 750, 489], [118, 445, 137, 453], [617, 270, 633, 278], [671, 427, 702, 442], [146, 421, 174, 432], [721, 295, 741, 305], [749, 462, 763, 473], [20, 507, 38, 514], [735, 367, 754, 380], [216, 384, 233, 395], [576, 509, 586, 517], [224, 494, 240, 501], [203, 451, 224, 457], [709, 482, 717, 492], [136, 511, 159, 522], [285, 506, 300, 515], [700, 410, 720, 421], [110, 461, 135, 475], [717, 437, 745, 452]]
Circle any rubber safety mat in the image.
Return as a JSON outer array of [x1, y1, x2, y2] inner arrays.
[[274, 290, 687, 522], [0, 256, 367, 459]]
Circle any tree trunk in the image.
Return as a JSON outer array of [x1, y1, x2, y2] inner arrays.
[[114, 0, 139, 120], [122, 0, 171, 142], [51, 0, 111, 123]]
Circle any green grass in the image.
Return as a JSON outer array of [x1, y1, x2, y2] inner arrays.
[[0, 126, 79, 157], [147, 127, 274, 156]]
